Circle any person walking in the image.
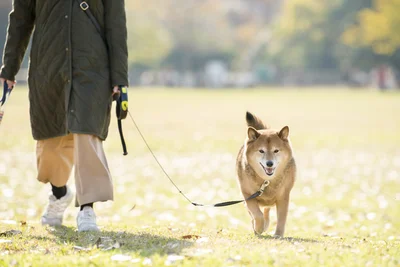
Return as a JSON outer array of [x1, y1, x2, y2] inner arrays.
[[0, 0, 128, 231]]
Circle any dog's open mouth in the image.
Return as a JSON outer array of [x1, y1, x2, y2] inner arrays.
[[260, 163, 275, 176]]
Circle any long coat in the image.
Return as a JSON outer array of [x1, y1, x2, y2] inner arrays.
[[0, 0, 129, 140]]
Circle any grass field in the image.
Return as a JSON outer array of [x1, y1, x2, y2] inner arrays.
[[0, 87, 399, 266]]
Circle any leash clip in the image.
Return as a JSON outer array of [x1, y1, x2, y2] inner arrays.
[[258, 180, 270, 196]]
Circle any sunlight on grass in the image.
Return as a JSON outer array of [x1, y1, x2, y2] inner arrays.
[[0, 87, 399, 266]]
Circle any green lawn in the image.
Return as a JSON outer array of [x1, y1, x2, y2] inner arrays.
[[0, 87, 399, 266]]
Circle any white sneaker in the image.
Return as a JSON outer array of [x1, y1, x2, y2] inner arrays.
[[41, 186, 73, 226], [77, 206, 99, 232]]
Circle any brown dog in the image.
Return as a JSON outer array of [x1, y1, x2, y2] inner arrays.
[[236, 112, 296, 237]]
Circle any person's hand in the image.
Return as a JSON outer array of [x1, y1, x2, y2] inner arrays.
[[112, 85, 120, 101], [0, 78, 16, 90], [112, 86, 120, 96]]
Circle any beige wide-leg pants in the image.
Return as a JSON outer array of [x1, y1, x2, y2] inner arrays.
[[36, 133, 113, 206]]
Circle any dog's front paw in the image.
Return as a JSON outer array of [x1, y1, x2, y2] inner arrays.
[[252, 217, 265, 235], [253, 225, 265, 235], [253, 229, 263, 236]]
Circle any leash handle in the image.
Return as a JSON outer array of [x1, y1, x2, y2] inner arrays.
[[1, 81, 12, 107], [115, 86, 129, 155]]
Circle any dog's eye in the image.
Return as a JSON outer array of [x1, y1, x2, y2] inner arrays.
[[259, 150, 265, 154], [274, 149, 279, 153]]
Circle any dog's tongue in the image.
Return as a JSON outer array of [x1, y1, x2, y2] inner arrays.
[[266, 168, 274, 174]]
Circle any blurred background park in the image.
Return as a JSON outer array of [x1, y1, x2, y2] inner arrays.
[[0, 0, 399, 89], [0, 1, 399, 265]]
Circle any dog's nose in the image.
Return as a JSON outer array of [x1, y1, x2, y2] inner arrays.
[[266, 161, 274, 167]]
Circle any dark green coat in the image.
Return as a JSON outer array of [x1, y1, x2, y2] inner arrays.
[[0, 0, 128, 140]]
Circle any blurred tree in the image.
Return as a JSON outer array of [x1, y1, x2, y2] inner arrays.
[[342, 0, 400, 54], [125, 2, 173, 70], [161, 0, 235, 71], [342, 0, 400, 68], [126, 0, 283, 71], [268, 0, 375, 71]]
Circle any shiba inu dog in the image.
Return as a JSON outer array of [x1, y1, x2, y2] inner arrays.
[[236, 112, 296, 237]]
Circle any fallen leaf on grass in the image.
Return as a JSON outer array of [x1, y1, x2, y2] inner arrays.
[[142, 258, 152, 266], [129, 205, 136, 211], [8, 259, 17, 266], [73, 246, 91, 252], [104, 242, 121, 251], [111, 254, 132, 262], [186, 249, 213, 257], [89, 254, 100, 260], [166, 241, 181, 250], [0, 239, 12, 244], [322, 232, 338, 237], [196, 237, 209, 243], [95, 236, 121, 250], [165, 254, 185, 266], [0, 230, 22, 237], [96, 236, 112, 246], [181, 235, 201, 240], [0, 220, 17, 225], [226, 255, 242, 264]]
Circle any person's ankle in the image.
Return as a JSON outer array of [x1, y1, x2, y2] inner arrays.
[[80, 203, 94, 211], [51, 184, 67, 199]]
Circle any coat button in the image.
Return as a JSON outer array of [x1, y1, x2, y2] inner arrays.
[[66, 48, 69, 51], [65, 15, 68, 19], [70, 110, 74, 113]]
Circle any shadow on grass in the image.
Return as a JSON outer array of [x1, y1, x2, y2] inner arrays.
[[47, 226, 194, 256], [256, 235, 320, 243]]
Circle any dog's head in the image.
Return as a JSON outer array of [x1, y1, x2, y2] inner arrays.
[[244, 112, 293, 179]]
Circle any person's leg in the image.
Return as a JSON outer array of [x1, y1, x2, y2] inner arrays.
[[73, 133, 113, 231], [37, 134, 74, 226]]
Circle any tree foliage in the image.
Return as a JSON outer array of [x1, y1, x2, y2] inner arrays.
[[268, 0, 377, 70], [125, 2, 173, 69], [342, 0, 400, 55], [125, 0, 281, 70]]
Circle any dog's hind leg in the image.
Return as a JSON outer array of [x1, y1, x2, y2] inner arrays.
[[246, 199, 265, 235], [263, 207, 271, 232]]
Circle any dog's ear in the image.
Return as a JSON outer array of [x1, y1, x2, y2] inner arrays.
[[247, 127, 260, 141], [278, 126, 289, 141]]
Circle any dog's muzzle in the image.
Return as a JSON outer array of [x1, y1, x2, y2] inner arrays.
[[259, 162, 275, 176]]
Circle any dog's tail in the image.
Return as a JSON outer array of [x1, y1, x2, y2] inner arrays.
[[246, 111, 268, 130]]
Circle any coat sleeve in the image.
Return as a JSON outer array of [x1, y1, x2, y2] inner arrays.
[[104, 0, 129, 87], [0, 0, 35, 81]]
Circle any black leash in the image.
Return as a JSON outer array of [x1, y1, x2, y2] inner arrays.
[[127, 111, 270, 207]]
